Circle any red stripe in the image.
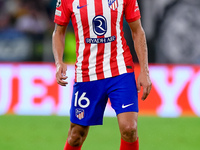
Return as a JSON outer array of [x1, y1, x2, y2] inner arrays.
[[95, 0, 105, 80], [70, 4, 79, 82], [114, 1, 116, 9], [80, 0, 90, 82], [110, 8, 119, 76]]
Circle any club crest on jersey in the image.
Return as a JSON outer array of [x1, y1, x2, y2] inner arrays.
[[56, 0, 61, 8], [108, 0, 118, 10], [76, 108, 84, 120], [92, 15, 107, 36]]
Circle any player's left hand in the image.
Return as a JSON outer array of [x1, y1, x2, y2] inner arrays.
[[137, 71, 152, 100]]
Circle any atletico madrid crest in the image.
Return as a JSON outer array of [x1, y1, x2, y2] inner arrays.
[[108, 0, 118, 10], [76, 108, 84, 120]]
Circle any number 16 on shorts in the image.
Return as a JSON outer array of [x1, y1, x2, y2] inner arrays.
[[74, 91, 90, 120], [74, 91, 90, 108]]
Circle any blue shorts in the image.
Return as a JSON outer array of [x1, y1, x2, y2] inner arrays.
[[70, 72, 138, 126]]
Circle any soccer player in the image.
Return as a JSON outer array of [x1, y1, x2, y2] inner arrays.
[[52, 0, 152, 149]]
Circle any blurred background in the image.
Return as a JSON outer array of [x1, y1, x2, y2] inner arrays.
[[1, 0, 200, 63], [0, 0, 200, 150]]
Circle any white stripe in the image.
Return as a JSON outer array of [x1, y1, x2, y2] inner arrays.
[[87, 0, 97, 81], [102, 0, 112, 78], [73, 0, 84, 82], [116, 0, 127, 74]]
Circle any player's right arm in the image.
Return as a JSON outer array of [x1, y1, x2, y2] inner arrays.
[[52, 24, 68, 86]]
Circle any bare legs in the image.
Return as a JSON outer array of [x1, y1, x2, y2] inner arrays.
[[67, 123, 89, 147]]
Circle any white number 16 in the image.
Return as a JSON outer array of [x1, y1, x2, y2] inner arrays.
[[74, 91, 90, 108]]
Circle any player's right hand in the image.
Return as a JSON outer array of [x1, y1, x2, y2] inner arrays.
[[55, 62, 68, 86]]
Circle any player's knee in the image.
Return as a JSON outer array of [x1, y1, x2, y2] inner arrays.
[[68, 125, 88, 146], [68, 132, 82, 146], [121, 122, 137, 141]]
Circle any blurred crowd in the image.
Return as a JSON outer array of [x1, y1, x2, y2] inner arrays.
[[0, 0, 57, 61], [0, 0, 200, 64], [0, 0, 55, 34], [142, 0, 200, 64]]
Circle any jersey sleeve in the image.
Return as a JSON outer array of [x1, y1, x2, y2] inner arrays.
[[124, 0, 141, 23], [54, 0, 71, 26]]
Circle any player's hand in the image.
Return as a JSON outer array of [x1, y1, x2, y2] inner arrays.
[[55, 62, 68, 86], [137, 71, 152, 100]]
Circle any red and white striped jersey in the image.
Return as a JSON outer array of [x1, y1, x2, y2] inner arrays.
[[54, 0, 141, 82]]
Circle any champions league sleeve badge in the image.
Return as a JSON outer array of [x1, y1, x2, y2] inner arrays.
[[56, 0, 61, 8], [108, 0, 118, 10], [76, 108, 84, 120]]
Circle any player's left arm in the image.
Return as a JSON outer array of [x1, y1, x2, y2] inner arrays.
[[128, 19, 152, 100]]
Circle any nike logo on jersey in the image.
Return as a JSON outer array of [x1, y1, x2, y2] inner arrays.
[[77, 5, 87, 9], [122, 103, 134, 109]]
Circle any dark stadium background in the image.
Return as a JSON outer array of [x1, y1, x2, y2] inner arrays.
[[0, 0, 200, 150]]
